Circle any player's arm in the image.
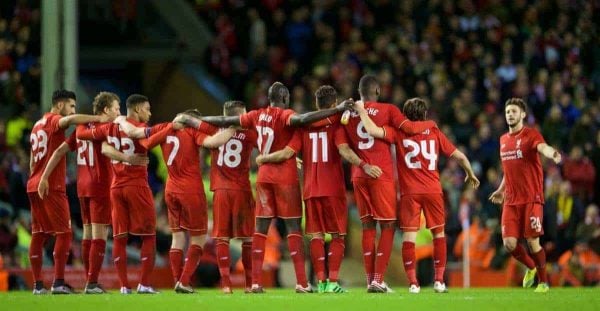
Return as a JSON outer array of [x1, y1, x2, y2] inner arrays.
[[488, 176, 506, 205], [101, 141, 149, 166], [537, 143, 562, 164], [288, 99, 353, 127], [37, 142, 71, 199], [202, 128, 236, 149], [450, 149, 480, 189], [58, 114, 111, 129], [256, 147, 295, 166], [337, 143, 382, 178], [112, 116, 147, 139], [353, 101, 385, 138]]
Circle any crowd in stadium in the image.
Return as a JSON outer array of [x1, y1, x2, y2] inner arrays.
[[0, 0, 599, 290]]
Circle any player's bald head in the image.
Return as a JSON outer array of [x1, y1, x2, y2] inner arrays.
[[268, 82, 290, 108], [358, 75, 380, 101]]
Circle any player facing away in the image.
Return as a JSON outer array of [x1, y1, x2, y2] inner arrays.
[[357, 98, 480, 293], [27, 90, 114, 294], [344, 75, 436, 293], [178, 81, 354, 293], [489, 98, 562, 293], [208, 101, 258, 294], [77, 94, 167, 294], [116, 109, 235, 294], [256, 85, 383, 293], [37, 92, 148, 294]]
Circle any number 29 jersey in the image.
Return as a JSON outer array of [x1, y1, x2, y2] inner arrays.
[[210, 129, 257, 192], [384, 126, 456, 195], [27, 112, 66, 193]]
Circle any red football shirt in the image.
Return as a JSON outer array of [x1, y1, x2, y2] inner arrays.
[[65, 123, 113, 197], [342, 102, 408, 182], [27, 113, 66, 193], [287, 124, 347, 199], [77, 119, 167, 188], [210, 129, 257, 191], [500, 127, 546, 205], [384, 126, 456, 195], [239, 106, 298, 184]]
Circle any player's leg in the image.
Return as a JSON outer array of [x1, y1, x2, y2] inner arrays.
[[233, 191, 255, 292], [502, 204, 536, 287], [525, 203, 548, 292], [325, 233, 347, 293], [353, 179, 376, 288], [399, 195, 420, 292], [176, 232, 206, 293], [28, 193, 50, 294], [166, 191, 184, 283], [251, 216, 272, 292], [370, 180, 397, 292], [424, 194, 448, 293], [175, 192, 207, 293], [212, 189, 233, 293], [111, 188, 131, 293], [305, 198, 326, 291], [47, 192, 73, 294], [324, 196, 347, 293], [85, 196, 110, 294], [80, 197, 92, 278], [215, 237, 232, 293]]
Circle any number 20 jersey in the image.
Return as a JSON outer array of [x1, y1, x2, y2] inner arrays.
[[385, 126, 456, 195]]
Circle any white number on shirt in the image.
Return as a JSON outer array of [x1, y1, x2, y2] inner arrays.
[[76, 139, 94, 166], [256, 126, 274, 154], [357, 122, 374, 150], [165, 136, 180, 166], [107, 136, 136, 165], [309, 132, 328, 163], [529, 216, 542, 233], [217, 139, 243, 168], [403, 139, 438, 170], [30, 130, 49, 162]]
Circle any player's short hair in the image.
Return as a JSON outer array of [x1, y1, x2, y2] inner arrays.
[[183, 109, 202, 118], [126, 94, 149, 109], [402, 97, 428, 121], [92, 92, 120, 115], [505, 98, 528, 112], [223, 100, 246, 116], [52, 89, 76, 105], [268, 82, 289, 105], [315, 85, 337, 109], [358, 75, 379, 98]]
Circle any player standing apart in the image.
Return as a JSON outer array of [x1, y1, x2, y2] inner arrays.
[[489, 98, 561, 293]]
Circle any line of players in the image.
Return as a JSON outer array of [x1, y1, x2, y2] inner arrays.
[[26, 73, 559, 295]]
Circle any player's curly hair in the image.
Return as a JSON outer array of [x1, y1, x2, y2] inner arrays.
[[402, 97, 428, 121], [268, 82, 289, 107], [224, 100, 246, 116], [505, 98, 528, 112], [92, 92, 120, 115], [315, 85, 337, 110]]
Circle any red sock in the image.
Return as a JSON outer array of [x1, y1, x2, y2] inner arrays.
[[328, 237, 345, 282], [140, 235, 156, 286], [288, 232, 308, 287], [216, 241, 231, 287], [433, 237, 447, 282], [373, 227, 395, 283], [82, 239, 91, 276], [309, 238, 326, 282], [362, 227, 376, 284], [169, 248, 184, 283], [402, 241, 418, 285], [53, 232, 72, 281], [29, 232, 49, 282], [251, 233, 267, 285], [241, 241, 252, 288], [510, 243, 536, 269], [112, 235, 129, 288], [179, 244, 203, 286], [531, 249, 548, 283], [88, 239, 106, 283]]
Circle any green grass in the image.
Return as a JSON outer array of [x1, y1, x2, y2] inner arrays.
[[1, 288, 599, 311]]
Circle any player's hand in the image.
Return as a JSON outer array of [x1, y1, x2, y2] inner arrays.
[[99, 114, 116, 123], [465, 174, 480, 189], [488, 190, 504, 205], [552, 150, 562, 164], [37, 179, 49, 199], [336, 98, 354, 112], [126, 154, 150, 166], [296, 157, 303, 170], [363, 164, 382, 179], [173, 113, 189, 125], [353, 100, 365, 113], [113, 115, 126, 124], [172, 121, 184, 130], [256, 155, 265, 166]]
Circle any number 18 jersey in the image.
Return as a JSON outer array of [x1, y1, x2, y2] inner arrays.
[[210, 129, 257, 191]]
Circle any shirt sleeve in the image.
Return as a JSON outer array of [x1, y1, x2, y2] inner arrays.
[[437, 129, 457, 157], [193, 128, 208, 146], [388, 105, 407, 128], [48, 114, 62, 132], [247, 130, 259, 148], [239, 110, 259, 129], [530, 128, 546, 150], [197, 121, 219, 135], [333, 125, 348, 146], [140, 123, 173, 150], [283, 109, 297, 126], [286, 130, 302, 153], [77, 123, 109, 141], [145, 122, 171, 138], [381, 125, 396, 144], [65, 130, 78, 151]]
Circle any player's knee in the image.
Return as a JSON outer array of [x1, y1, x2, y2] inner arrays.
[[379, 221, 396, 230], [526, 238, 541, 252], [308, 233, 324, 240], [362, 218, 376, 229], [284, 218, 301, 232], [431, 226, 445, 237], [402, 231, 417, 242], [503, 239, 517, 252], [255, 218, 271, 234]]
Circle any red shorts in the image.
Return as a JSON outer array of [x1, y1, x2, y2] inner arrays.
[[111, 186, 156, 236], [79, 196, 111, 225], [255, 182, 302, 219], [305, 196, 347, 235], [399, 194, 445, 231], [28, 192, 71, 234], [352, 178, 396, 221], [501, 203, 544, 239], [212, 189, 255, 238], [165, 191, 208, 234]]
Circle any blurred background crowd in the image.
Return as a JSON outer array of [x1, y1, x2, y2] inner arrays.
[[0, 0, 599, 288]]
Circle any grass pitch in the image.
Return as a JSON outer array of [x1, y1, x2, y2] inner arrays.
[[1, 287, 599, 311]]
